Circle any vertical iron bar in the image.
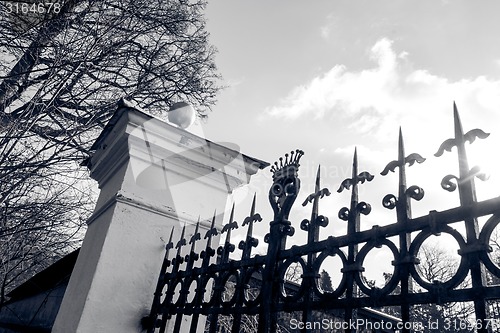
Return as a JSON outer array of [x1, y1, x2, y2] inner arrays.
[[209, 208, 237, 333], [218, 204, 236, 265], [240, 194, 259, 260], [159, 225, 187, 333], [344, 148, 360, 333], [259, 221, 283, 333], [301, 166, 323, 332], [232, 195, 259, 332], [209, 207, 237, 333], [453, 104, 488, 333], [147, 227, 175, 333], [396, 129, 411, 333], [259, 150, 303, 333], [174, 220, 200, 332], [189, 215, 218, 333]]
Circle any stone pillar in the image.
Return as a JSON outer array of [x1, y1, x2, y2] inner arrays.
[[52, 103, 267, 333]]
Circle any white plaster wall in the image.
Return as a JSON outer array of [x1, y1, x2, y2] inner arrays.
[[53, 107, 264, 333]]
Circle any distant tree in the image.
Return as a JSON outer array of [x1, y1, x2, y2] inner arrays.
[[284, 261, 303, 285], [412, 242, 474, 332], [0, 0, 221, 304], [367, 241, 475, 332], [319, 269, 334, 293], [0, 162, 91, 307], [486, 227, 500, 318]]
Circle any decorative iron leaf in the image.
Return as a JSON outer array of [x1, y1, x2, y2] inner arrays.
[[302, 194, 314, 206], [435, 129, 489, 157], [441, 174, 458, 192], [381, 154, 424, 176], [264, 233, 270, 243], [200, 249, 212, 260], [405, 153, 426, 166], [250, 238, 259, 248], [406, 185, 424, 201], [476, 173, 490, 181], [243, 213, 262, 226], [285, 225, 295, 237], [338, 173, 373, 192], [381, 160, 399, 176], [316, 215, 329, 228], [302, 188, 331, 206], [357, 202, 371, 215], [337, 178, 354, 193], [205, 227, 218, 239], [189, 232, 201, 245], [217, 243, 235, 256], [464, 129, 490, 144], [222, 221, 238, 233], [300, 219, 310, 231], [338, 207, 350, 221], [358, 171, 375, 183], [469, 165, 490, 182], [434, 138, 457, 157], [382, 194, 397, 210], [176, 238, 186, 249], [184, 252, 199, 263]]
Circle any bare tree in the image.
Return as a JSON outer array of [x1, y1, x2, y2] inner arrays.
[[0, 151, 92, 307], [0, 0, 221, 304], [416, 242, 466, 284], [0, 0, 220, 158], [413, 241, 475, 332], [486, 227, 500, 318], [318, 269, 334, 293]]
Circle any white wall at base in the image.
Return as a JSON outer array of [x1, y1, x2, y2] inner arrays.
[[52, 105, 267, 333]]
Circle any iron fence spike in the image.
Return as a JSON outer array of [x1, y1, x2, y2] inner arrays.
[[251, 193, 256, 216], [146, 146, 500, 333], [175, 225, 187, 254], [189, 220, 200, 246], [315, 165, 321, 192]]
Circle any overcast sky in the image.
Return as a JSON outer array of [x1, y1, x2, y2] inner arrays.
[[191, 1, 500, 283]]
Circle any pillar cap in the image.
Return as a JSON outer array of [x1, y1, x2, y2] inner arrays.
[[86, 99, 269, 174]]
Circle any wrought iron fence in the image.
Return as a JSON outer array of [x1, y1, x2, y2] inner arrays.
[[143, 104, 500, 333]]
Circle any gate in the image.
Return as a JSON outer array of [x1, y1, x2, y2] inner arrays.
[[143, 105, 500, 333]]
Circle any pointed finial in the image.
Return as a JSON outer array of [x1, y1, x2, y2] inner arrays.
[[166, 227, 175, 250], [315, 165, 321, 192], [222, 205, 237, 244], [176, 225, 187, 251], [398, 127, 406, 166], [453, 101, 464, 139], [352, 147, 358, 178], [203, 210, 217, 250], [190, 219, 200, 245], [210, 210, 217, 234], [398, 126, 404, 152], [211, 210, 217, 227], [250, 193, 256, 216], [189, 216, 200, 244], [229, 203, 235, 225]]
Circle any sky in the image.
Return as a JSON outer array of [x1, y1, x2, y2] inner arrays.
[[184, 1, 500, 284]]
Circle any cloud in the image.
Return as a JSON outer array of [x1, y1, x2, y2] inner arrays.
[[261, 37, 500, 221], [320, 25, 331, 39], [264, 38, 500, 141]]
